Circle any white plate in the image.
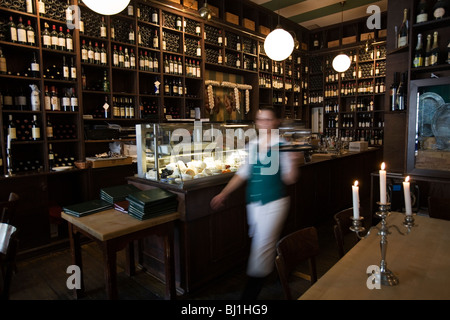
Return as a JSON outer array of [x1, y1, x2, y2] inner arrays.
[[52, 166, 73, 171]]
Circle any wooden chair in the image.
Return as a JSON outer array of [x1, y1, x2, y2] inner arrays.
[[333, 208, 360, 258], [275, 226, 319, 300], [0, 193, 19, 224], [0, 223, 18, 300], [428, 196, 450, 221]]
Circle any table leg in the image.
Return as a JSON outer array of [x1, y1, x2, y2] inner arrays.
[[125, 241, 135, 276], [102, 241, 118, 300], [163, 221, 176, 300], [68, 224, 85, 299]]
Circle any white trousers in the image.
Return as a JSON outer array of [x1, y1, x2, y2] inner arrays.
[[246, 197, 290, 278]]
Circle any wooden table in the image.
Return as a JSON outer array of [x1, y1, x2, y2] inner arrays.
[[299, 212, 450, 300], [62, 209, 180, 300]]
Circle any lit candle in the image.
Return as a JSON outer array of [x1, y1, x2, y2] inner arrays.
[[403, 176, 412, 216], [352, 180, 360, 219], [379, 162, 387, 204]]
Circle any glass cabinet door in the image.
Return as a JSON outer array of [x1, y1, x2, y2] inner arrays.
[[407, 78, 450, 178]]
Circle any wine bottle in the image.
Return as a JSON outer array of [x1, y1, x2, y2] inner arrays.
[[42, 23, 51, 48], [152, 8, 158, 24], [87, 41, 94, 64], [425, 34, 432, 67], [102, 70, 110, 92], [94, 42, 100, 65], [8, 115, 17, 140], [61, 88, 70, 111], [81, 40, 88, 63], [390, 72, 399, 111], [416, 0, 428, 23], [26, 20, 35, 46], [113, 45, 119, 67], [38, 0, 46, 16], [196, 41, 201, 56], [29, 84, 40, 111], [398, 9, 408, 48], [430, 31, 439, 66], [396, 72, 406, 111], [50, 86, 59, 110], [124, 48, 130, 68], [153, 30, 159, 49], [50, 25, 58, 50], [8, 16, 17, 43], [81, 68, 86, 90], [413, 33, 424, 68], [48, 143, 54, 169], [110, 21, 115, 41], [0, 47, 6, 74], [70, 88, 78, 112], [44, 86, 51, 110], [46, 117, 53, 139], [101, 43, 107, 66], [100, 16, 107, 38], [17, 17, 27, 45], [66, 29, 73, 52], [31, 115, 40, 140], [26, 0, 33, 13], [433, 0, 448, 19], [58, 26, 66, 51], [65, 0, 72, 24], [15, 87, 27, 110], [70, 57, 76, 80], [62, 56, 69, 80], [118, 46, 124, 68], [128, 24, 135, 44]]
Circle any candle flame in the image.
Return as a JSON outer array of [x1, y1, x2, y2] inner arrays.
[[405, 176, 410, 182], [354, 180, 359, 187], [381, 162, 386, 170]]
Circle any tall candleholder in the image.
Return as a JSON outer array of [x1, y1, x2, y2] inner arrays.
[[350, 202, 416, 286]]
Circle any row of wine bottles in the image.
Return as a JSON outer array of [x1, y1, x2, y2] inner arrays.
[[323, 128, 384, 146], [413, 31, 450, 67]]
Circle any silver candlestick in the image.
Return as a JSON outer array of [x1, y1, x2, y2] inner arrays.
[[350, 202, 416, 286]]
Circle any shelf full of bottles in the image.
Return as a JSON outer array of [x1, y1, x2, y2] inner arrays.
[[0, 0, 82, 175], [316, 44, 387, 146], [410, 0, 450, 77], [257, 40, 307, 120]]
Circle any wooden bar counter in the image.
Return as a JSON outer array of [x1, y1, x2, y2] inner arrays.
[[127, 148, 382, 293]]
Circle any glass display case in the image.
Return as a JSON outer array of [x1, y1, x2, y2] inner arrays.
[[407, 78, 450, 178], [135, 121, 254, 187]]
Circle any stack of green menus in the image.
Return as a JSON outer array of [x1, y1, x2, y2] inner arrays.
[[63, 199, 113, 217], [100, 184, 141, 204], [126, 188, 178, 220]]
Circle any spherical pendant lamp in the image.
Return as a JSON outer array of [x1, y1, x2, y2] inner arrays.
[[264, 26, 294, 61], [332, 53, 351, 72], [83, 0, 131, 15], [332, 1, 351, 73]]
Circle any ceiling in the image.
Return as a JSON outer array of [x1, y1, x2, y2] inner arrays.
[[249, 0, 388, 30]]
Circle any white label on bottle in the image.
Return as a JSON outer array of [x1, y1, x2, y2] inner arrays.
[[196, 47, 201, 56], [417, 13, 428, 23], [101, 27, 106, 38], [88, 50, 94, 60], [82, 49, 88, 61], [101, 52, 107, 64], [9, 127, 17, 140], [63, 66, 69, 78], [27, 30, 35, 44], [129, 32, 134, 41], [51, 97, 59, 110], [62, 97, 70, 107], [32, 127, 40, 139], [59, 37, 65, 48], [71, 67, 76, 79], [66, 38, 73, 51], [26, 0, 33, 13], [31, 92, 40, 111], [434, 8, 445, 19], [9, 28, 17, 41], [43, 35, 51, 46], [95, 51, 100, 62], [49, 153, 54, 160], [131, 57, 135, 67], [51, 35, 58, 46], [18, 29, 27, 43], [31, 62, 39, 71], [44, 96, 51, 110], [71, 97, 78, 108], [39, 1, 45, 14]]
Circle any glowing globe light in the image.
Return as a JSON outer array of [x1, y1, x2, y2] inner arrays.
[[264, 27, 294, 61], [332, 53, 351, 72], [83, 0, 131, 15]]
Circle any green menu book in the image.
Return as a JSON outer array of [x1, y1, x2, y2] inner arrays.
[[126, 188, 177, 208], [63, 199, 113, 217], [100, 184, 141, 204]]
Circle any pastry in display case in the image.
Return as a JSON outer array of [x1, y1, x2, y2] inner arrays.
[[135, 121, 254, 187]]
